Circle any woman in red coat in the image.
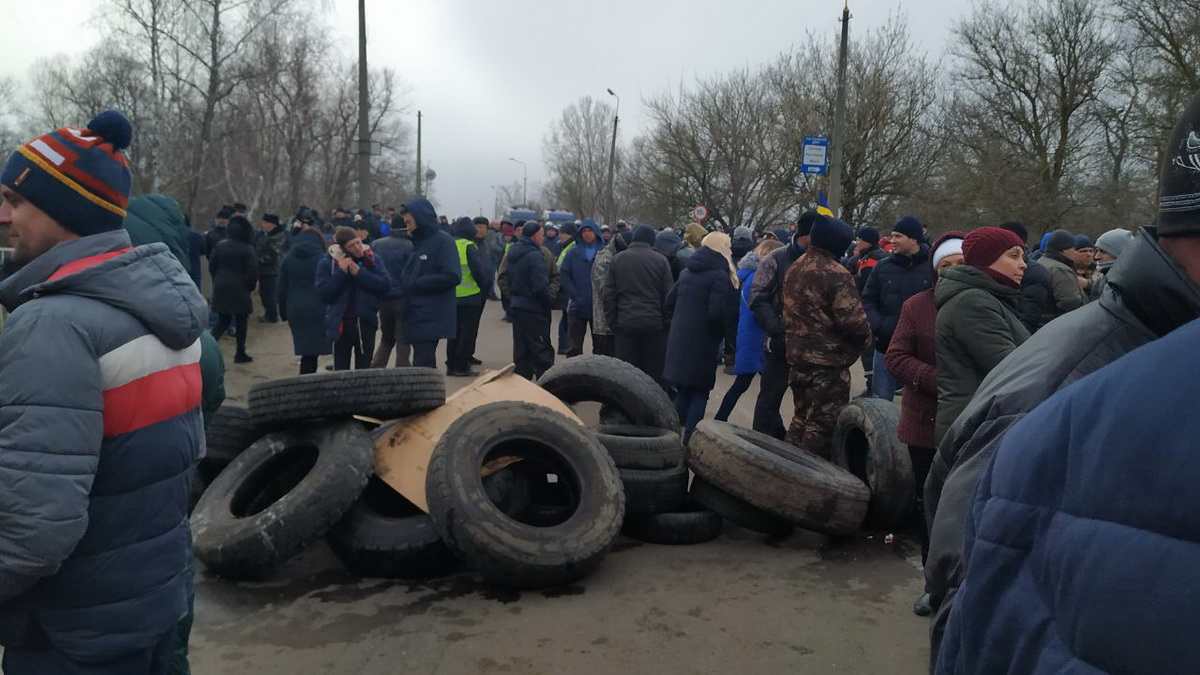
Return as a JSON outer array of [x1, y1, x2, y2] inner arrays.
[[884, 230, 964, 617]]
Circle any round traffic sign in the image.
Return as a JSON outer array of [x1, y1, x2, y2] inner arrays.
[[692, 205, 708, 222]]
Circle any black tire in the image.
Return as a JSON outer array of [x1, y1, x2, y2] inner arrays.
[[191, 420, 374, 581], [538, 355, 679, 431], [689, 476, 793, 536], [201, 405, 261, 482], [619, 464, 688, 516], [623, 499, 723, 545], [687, 421, 869, 536], [831, 398, 914, 527], [327, 476, 458, 579], [247, 369, 446, 430], [426, 402, 624, 589], [594, 425, 684, 469]]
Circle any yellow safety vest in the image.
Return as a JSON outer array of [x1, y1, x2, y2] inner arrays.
[[455, 238, 481, 298]]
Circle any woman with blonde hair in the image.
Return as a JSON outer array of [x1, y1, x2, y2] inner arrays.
[[715, 238, 785, 421]]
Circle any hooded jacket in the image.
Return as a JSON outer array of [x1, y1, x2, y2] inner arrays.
[[506, 237, 554, 313], [653, 229, 693, 281], [924, 227, 1200, 666], [733, 253, 767, 375], [938, 316, 1200, 675], [397, 198, 461, 343], [602, 232, 675, 334], [0, 231, 207, 659], [590, 232, 628, 336], [452, 218, 486, 307], [560, 219, 604, 318], [314, 243, 392, 342], [370, 230, 415, 300], [663, 246, 737, 389], [208, 219, 258, 315], [278, 231, 333, 356], [861, 244, 932, 351], [933, 265, 1030, 444]]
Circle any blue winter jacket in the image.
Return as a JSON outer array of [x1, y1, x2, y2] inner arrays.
[[314, 245, 392, 342], [939, 315, 1200, 675], [0, 231, 207, 660], [733, 257, 766, 375], [507, 237, 554, 313], [397, 198, 461, 343], [560, 219, 604, 318], [861, 244, 931, 351], [370, 231, 414, 300]]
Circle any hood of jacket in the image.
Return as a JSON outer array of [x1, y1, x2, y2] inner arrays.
[[0, 230, 206, 349], [1106, 227, 1200, 338], [687, 245, 729, 275], [606, 230, 630, 254], [288, 230, 326, 260], [452, 217, 476, 240], [654, 229, 686, 257], [124, 194, 191, 273], [580, 218, 603, 240], [507, 237, 542, 265], [935, 265, 1023, 310], [403, 197, 439, 237]]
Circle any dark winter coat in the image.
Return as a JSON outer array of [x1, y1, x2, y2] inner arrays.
[[653, 229, 693, 281], [664, 247, 737, 389], [938, 317, 1200, 675], [124, 195, 191, 274], [884, 289, 938, 448], [602, 242, 675, 333], [314, 245, 391, 343], [560, 220, 604, 318], [733, 258, 766, 375], [208, 225, 258, 315], [278, 231, 332, 356], [203, 224, 227, 258], [254, 226, 287, 277], [0, 231, 206, 660], [924, 228, 1200, 667], [850, 245, 887, 293], [749, 240, 806, 354], [397, 198, 461, 343], [731, 226, 755, 263], [1036, 250, 1088, 322], [186, 229, 204, 288], [861, 244, 931, 351], [933, 266, 1030, 444], [506, 238, 554, 313], [1016, 253, 1051, 332], [370, 231, 415, 300]]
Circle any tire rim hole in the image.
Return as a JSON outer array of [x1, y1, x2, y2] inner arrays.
[[484, 441, 582, 528], [230, 443, 320, 517], [844, 428, 871, 484]]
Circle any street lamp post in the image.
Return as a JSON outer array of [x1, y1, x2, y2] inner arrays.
[[508, 157, 527, 207], [606, 88, 620, 227]]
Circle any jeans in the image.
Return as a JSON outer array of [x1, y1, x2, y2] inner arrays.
[[371, 298, 409, 367], [557, 310, 571, 352], [870, 349, 898, 401], [716, 373, 756, 421], [333, 318, 375, 370], [410, 341, 439, 369], [674, 385, 711, 443]]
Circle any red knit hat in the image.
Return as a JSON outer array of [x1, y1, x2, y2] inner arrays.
[[963, 227, 1025, 269]]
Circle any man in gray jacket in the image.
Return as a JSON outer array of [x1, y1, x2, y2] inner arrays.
[[0, 111, 207, 672], [1034, 229, 1088, 322], [925, 93, 1200, 672]]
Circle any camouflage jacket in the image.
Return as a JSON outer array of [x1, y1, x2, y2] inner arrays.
[[783, 247, 872, 369], [254, 227, 287, 277]]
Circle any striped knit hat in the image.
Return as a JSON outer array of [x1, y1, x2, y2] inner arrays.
[[1, 110, 133, 236]]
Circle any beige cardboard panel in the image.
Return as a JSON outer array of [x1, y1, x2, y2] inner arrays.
[[374, 365, 583, 513]]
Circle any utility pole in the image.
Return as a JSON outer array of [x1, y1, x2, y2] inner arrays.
[[356, 0, 371, 209], [828, 1, 851, 218], [509, 158, 527, 207], [606, 89, 620, 226], [415, 111, 423, 196]]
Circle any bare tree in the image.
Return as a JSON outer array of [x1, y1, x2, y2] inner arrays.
[[542, 96, 617, 220]]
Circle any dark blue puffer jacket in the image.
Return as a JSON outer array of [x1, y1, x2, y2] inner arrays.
[[560, 219, 604, 318], [939, 315, 1200, 675], [397, 198, 460, 342], [861, 244, 931, 351], [314, 246, 392, 341]]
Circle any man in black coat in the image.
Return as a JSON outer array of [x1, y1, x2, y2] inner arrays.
[[254, 213, 287, 323], [507, 222, 556, 380], [602, 224, 675, 389], [860, 216, 931, 401], [370, 215, 415, 367], [748, 212, 814, 438]]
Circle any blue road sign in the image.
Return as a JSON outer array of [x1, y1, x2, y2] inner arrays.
[[802, 136, 829, 175]]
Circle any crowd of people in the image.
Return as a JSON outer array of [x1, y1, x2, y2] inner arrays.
[[1, 89, 1200, 674]]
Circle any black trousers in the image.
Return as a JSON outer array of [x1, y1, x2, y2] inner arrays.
[[410, 340, 439, 369], [333, 318, 375, 370], [593, 334, 615, 357], [259, 275, 278, 320], [511, 308, 554, 380], [614, 329, 668, 389], [567, 313, 592, 357], [299, 355, 319, 375], [557, 309, 571, 352], [753, 348, 790, 439], [909, 445, 936, 565], [212, 314, 249, 356], [716, 372, 756, 421], [447, 302, 484, 371]]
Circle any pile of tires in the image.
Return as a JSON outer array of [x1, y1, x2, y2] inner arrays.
[[830, 398, 914, 528], [190, 369, 446, 581], [540, 355, 722, 546], [686, 420, 870, 537]]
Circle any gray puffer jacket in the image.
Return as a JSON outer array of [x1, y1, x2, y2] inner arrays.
[[924, 228, 1200, 671], [0, 231, 207, 660]]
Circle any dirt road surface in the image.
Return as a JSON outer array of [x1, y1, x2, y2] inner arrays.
[[193, 300, 931, 674]]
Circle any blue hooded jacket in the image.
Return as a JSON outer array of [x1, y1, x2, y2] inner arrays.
[[560, 219, 604, 318], [397, 197, 461, 342]]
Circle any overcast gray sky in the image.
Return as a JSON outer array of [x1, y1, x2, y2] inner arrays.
[[1, 0, 962, 217]]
